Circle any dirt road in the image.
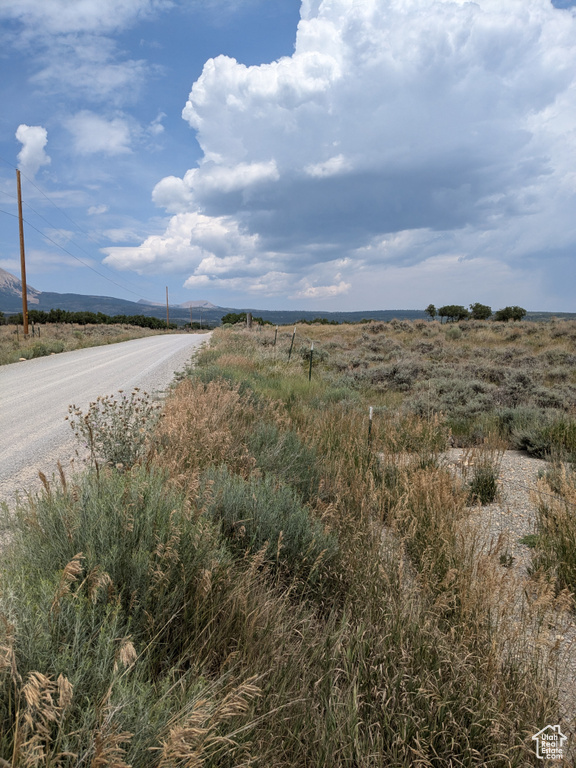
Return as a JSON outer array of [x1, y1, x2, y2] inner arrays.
[[0, 333, 209, 502]]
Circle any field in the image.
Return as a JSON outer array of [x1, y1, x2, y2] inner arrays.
[[0, 323, 167, 366], [1, 319, 576, 766]]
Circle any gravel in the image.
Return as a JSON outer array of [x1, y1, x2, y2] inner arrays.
[[446, 448, 576, 755]]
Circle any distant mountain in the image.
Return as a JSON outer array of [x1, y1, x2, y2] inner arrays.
[[0, 268, 223, 321], [0, 267, 41, 311], [3, 267, 572, 326], [138, 298, 217, 309], [178, 300, 217, 309]]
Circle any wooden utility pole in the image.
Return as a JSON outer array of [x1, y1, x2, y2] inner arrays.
[[166, 286, 169, 329], [16, 170, 29, 336]]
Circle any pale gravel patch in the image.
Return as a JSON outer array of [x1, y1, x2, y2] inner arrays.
[[445, 448, 576, 760]]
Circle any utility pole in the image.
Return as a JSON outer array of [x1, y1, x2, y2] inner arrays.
[[166, 286, 169, 329], [16, 170, 29, 336]]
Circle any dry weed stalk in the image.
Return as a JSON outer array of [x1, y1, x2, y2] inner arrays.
[[84, 566, 114, 603], [89, 725, 132, 768], [0, 617, 19, 686], [157, 678, 261, 768], [18, 671, 75, 767], [50, 553, 84, 615], [113, 638, 137, 674]]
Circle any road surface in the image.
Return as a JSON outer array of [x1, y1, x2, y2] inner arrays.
[[0, 333, 210, 504]]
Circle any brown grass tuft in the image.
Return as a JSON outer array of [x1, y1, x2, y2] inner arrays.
[[153, 379, 257, 484], [157, 678, 261, 768], [50, 553, 84, 614]]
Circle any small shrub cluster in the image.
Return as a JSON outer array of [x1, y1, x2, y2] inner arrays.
[[67, 388, 161, 469]]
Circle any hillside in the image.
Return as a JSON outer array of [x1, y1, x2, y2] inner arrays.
[[2, 267, 575, 325]]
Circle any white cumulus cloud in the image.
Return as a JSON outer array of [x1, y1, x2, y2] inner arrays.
[[108, 0, 576, 303], [15, 124, 51, 178]]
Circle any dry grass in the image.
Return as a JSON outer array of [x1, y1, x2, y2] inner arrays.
[[1, 322, 572, 765], [0, 323, 165, 366]]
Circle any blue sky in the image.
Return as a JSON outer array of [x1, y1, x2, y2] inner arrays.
[[1, 0, 576, 312]]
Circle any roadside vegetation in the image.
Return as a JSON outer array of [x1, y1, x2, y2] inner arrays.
[[1, 319, 574, 765], [0, 323, 169, 366]]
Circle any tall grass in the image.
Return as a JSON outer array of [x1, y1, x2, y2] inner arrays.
[[0, 325, 564, 765]]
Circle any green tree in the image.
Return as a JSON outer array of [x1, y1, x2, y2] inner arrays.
[[221, 312, 268, 326], [494, 306, 527, 322], [438, 305, 469, 323], [424, 304, 437, 319], [469, 303, 492, 320]]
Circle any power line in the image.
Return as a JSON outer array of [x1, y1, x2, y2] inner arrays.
[[0, 158, 161, 302], [22, 218, 153, 300], [0, 206, 154, 300]]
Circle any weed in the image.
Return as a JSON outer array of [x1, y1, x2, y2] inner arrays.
[[68, 388, 160, 469]]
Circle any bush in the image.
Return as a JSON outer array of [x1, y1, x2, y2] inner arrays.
[[200, 467, 338, 582], [247, 422, 320, 502], [20, 340, 65, 359], [514, 415, 576, 460], [67, 388, 160, 468], [467, 453, 501, 505], [0, 467, 265, 763]]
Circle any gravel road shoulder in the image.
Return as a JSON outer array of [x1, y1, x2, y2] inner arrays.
[[445, 448, 576, 757]]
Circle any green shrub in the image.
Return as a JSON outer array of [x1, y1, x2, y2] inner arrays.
[[200, 467, 338, 582], [3, 467, 229, 655], [513, 414, 576, 459], [0, 468, 264, 764], [247, 422, 320, 502], [20, 340, 65, 359], [445, 325, 463, 340]]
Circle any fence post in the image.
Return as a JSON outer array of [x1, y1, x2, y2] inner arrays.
[[273, 325, 278, 347], [308, 342, 314, 382], [368, 406, 374, 444], [288, 326, 296, 361]]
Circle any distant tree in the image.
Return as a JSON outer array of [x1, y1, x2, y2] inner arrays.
[[469, 303, 492, 320], [438, 305, 469, 323], [424, 304, 437, 319], [221, 312, 247, 325], [220, 312, 268, 326], [0, 311, 5, 325], [494, 306, 527, 322]]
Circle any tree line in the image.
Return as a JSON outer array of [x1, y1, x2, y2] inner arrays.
[[2, 308, 177, 329], [424, 304, 527, 322]]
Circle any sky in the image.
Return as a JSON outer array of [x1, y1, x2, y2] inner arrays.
[[1, 0, 576, 313]]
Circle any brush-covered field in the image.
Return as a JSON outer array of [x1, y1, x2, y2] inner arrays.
[[1, 319, 576, 767], [0, 323, 165, 366]]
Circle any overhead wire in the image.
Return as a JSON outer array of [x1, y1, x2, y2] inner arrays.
[[0, 157, 161, 303]]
